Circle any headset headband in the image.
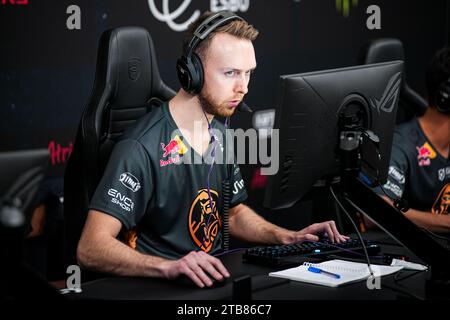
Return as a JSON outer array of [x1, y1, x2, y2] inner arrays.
[[185, 11, 244, 58]]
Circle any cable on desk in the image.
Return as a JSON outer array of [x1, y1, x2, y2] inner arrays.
[[213, 248, 246, 257]]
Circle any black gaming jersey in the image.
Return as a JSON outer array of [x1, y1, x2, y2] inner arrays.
[[374, 118, 450, 213], [89, 103, 248, 259]]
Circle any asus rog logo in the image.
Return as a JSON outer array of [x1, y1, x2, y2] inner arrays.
[[369, 72, 402, 114]]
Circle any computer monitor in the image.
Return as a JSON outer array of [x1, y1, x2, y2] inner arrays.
[[264, 61, 403, 210], [0, 148, 56, 299], [0, 148, 49, 216], [263, 61, 450, 280]]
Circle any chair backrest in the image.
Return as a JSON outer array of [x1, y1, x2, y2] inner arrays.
[[359, 38, 428, 123], [64, 27, 175, 264]]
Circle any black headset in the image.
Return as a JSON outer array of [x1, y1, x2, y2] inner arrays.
[[176, 10, 244, 94], [435, 76, 450, 114]]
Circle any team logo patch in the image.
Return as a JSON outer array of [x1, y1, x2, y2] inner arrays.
[[383, 180, 403, 198], [416, 142, 436, 167], [233, 179, 245, 195], [432, 183, 450, 215], [437, 166, 450, 182], [108, 188, 134, 212], [388, 166, 405, 184], [188, 189, 221, 253], [160, 134, 188, 167], [439, 168, 446, 182], [119, 172, 141, 192]]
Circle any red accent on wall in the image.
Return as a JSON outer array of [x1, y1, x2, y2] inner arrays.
[[48, 140, 73, 166], [1, 0, 29, 5], [250, 167, 268, 190]]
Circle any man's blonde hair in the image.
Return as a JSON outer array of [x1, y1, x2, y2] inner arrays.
[[183, 11, 259, 60]]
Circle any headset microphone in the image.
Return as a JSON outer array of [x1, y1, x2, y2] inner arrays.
[[237, 101, 253, 113]]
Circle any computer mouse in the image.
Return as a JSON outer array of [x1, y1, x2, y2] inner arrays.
[[174, 275, 230, 288], [207, 277, 230, 289]]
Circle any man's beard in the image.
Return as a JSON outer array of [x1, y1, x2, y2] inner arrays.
[[198, 91, 236, 118]]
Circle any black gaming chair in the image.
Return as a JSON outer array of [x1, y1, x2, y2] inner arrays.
[[64, 27, 175, 266], [359, 38, 428, 123]]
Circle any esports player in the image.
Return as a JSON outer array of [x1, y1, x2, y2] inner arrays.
[[374, 47, 450, 233], [76, 11, 348, 288]]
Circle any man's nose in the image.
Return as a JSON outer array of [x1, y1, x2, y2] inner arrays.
[[235, 75, 249, 95]]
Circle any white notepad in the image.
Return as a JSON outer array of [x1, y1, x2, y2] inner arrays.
[[269, 259, 404, 287]]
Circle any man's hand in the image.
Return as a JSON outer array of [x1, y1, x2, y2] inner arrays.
[[160, 251, 230, 288], [280, 220, 349, 245]]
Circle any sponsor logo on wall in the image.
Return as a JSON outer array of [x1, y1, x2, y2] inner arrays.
[[336, 0, 359, 18], [0, 0, 29, 6], [335, 0, 381, 30], [147, 0, 250, 32], [48, 140, 73, 166]]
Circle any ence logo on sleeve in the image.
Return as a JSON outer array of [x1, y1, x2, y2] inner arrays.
[[108, 188, 134, 212]]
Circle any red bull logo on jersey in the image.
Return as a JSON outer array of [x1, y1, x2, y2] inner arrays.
[[161, 139, 180, 157], [160, 135, 188, 167], [416, 142, 436, 167]]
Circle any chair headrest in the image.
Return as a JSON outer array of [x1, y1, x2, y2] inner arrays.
[[94, 27, 166, 108], [360, 38, 405, 65]]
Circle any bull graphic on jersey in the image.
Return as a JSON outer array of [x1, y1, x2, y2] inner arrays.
[[160, 135, 188, 167], [432, 183, 450, 215], [416, 142, 437, 167], [188, 189, 222, 253]]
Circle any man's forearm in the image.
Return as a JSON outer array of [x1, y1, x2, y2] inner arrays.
[[405, 209, 450, 233], [378, 195, 450, 233], [77, 235, 170, 278], [228, 204, 291, 244]]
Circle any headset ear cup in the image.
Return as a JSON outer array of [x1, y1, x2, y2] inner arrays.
[[191, 53, 204, 94], [436, 80, 450, 114], [176, 56, 193, 93]]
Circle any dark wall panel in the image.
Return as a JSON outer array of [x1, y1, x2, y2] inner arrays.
[[1, 0, 448, 227]]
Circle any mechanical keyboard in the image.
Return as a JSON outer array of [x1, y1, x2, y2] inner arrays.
[[242, 238, 381, 267]]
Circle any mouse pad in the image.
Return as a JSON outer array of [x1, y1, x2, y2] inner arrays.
[[172, 274, 290, 300]]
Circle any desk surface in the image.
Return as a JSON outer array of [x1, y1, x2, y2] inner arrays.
[[68, 232, 438, 300]]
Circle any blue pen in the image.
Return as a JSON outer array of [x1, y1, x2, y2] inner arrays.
[[307, 266, 341, 279]]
